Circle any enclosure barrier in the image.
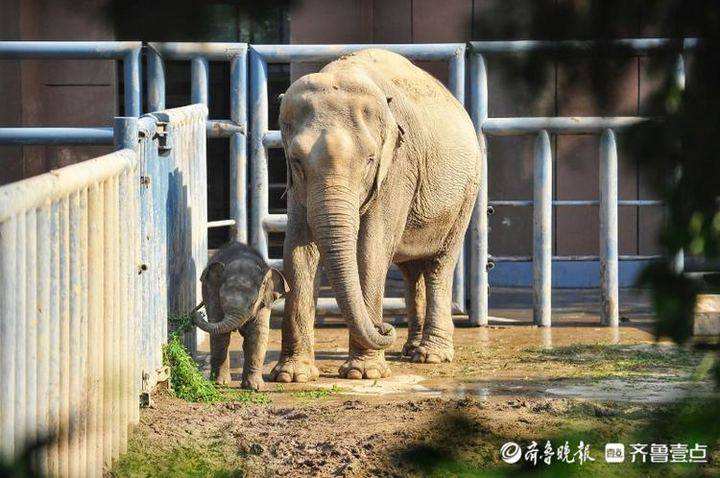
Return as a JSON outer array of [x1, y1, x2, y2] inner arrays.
[[468, 38, 698, 327], [0, 41, 142, 146], [0, 103, 208, 476], [146, 43, 247, 242], [0, 149, 139, 477], [249, 43, 467, 315]]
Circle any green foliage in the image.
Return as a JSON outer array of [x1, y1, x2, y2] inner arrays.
[[163, 315, 269, 404], [290, 385, 343, 400], [113, 442, 246, 478]]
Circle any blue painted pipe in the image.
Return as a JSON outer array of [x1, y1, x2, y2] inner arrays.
[[0, 128, 114, 145]]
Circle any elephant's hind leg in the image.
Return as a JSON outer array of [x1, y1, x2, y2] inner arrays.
[[411, 259, 455, 364], [398, 261, 426, 357]]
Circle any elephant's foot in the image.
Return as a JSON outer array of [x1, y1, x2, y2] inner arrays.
[[240, 372, 264, 391], [401, 338, 422, 357], [411, 340, 454, 364], [270, 354, 320, 383], [212, 366, 232, 386], [339, 350, 391, 380]]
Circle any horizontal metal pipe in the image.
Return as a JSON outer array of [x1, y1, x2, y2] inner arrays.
[[206, 120, 245, 138], [0, 41, 142, 58], [148, 42, 248, 60], [482, 117, 647, 135], [252, 43, 465, 63], [270, 297, 407, 315], [469, 38, 699, 55], [207, 219, 236, 228], [0, 127, 113, 145], [263, 130, 282, 148], [490, 254, 663, 262], [0, 150, 136, 222], [262, 214, 287, 233], [489, 199, 663, 207]]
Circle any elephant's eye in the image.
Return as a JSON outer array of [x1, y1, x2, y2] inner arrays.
[[367, 155, 374, 165]]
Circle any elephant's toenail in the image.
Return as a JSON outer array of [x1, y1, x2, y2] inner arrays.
[[295, 373, 308, 383], [425, 354, 441, 364], [345, 369, 363, 380], [364, 369, 381, 379], [276, 372, 292, 383]]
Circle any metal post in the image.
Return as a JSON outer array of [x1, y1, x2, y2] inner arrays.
[[249, 48, 269, 259], [533, 130, 552, 327], [672, 52, 685, 273], [146, 48, 166, 112], [600, 129, 619, 326], [469, 52, 489, 326], [123, 48, 142, 117], [191, 57, 210, 106], [230, 52, 248, 242], [449, 45, 466, 313]]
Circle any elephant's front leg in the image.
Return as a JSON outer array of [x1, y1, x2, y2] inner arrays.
[[239, 307, 270, 390], [270, 205, 321, 383]]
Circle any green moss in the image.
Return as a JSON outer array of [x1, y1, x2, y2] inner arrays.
[[163, 315, 270, 404], [290, 384, 343, 400], [522, 344, 706, 379]]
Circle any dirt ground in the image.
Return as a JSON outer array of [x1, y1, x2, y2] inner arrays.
[[112, 289, 719, 477]]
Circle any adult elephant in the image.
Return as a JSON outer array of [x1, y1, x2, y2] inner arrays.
[[271, 49, 482, 382]]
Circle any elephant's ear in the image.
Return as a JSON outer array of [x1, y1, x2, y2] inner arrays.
[[260, 267, 290, 307], [374, 97, 404, 196], [201, 261, 225, 283]]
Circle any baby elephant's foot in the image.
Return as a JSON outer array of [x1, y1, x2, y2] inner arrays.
[[270, 355, 320, 383], [411, 342, 454, 364], [339, 350, 391, 380], [240, 372, 264, 391]]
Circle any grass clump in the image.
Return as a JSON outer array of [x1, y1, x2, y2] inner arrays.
[[163, 315, 270, 404]]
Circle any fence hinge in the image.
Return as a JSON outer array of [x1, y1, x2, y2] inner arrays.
[[155, 121, 172, 153]]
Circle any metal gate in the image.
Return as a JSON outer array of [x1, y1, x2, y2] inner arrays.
[[467, 38, 697, 327], [248, 43, 468, 316]]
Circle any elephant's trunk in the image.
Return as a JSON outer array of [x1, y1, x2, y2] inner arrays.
[[309, 183, 396, 350], [192, 302, 248, 335]]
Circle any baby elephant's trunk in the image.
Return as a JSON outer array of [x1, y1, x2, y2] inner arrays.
[[191, 302, 247, 335]]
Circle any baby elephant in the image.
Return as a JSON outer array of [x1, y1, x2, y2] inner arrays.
[[192, 242, 288, 390]]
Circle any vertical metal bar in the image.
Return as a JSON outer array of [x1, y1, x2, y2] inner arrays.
[[249, 48, 269, 260], [77, 188, 89, 477], [448, 45, 466, 313], [600, 129, 619, 327], [469, 52, 489, 326], [671, 52, 685, 274], [68, 192, 82, 477], [102, 178, 113, 467], [117, 171, 129, 455], [147, 48, 166, 112], [0, 217, 17, 459], [533, 130, 552, 327], [110, 175, 121, 462], [15, 213, 27, 455], [230, 52, 248, 242], [24, 209, 38, 465], [86, 183, 104, 477], [47, 201, 60, 476], [58, 197, 70, 478], [124, 48, 142, 117], [35, 204, 50, 474], [191, 56, 210, 106]]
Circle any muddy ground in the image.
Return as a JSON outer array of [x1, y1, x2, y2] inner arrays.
[[112, 289, 719, 477]]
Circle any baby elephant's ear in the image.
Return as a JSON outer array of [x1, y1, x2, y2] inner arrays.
[[201, 261, 225, 283], [261, 268, 290, 307]]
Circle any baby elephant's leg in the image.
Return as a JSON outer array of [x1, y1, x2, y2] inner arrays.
[[210, 333, 232, 385], [240, 307, 270, 391]]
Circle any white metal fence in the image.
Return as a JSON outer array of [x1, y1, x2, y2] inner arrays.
[[0, 104, 208, 476]]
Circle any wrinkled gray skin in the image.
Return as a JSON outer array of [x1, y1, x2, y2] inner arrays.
[[272, 49, 482, 382], [193, 242, 288, 390]]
